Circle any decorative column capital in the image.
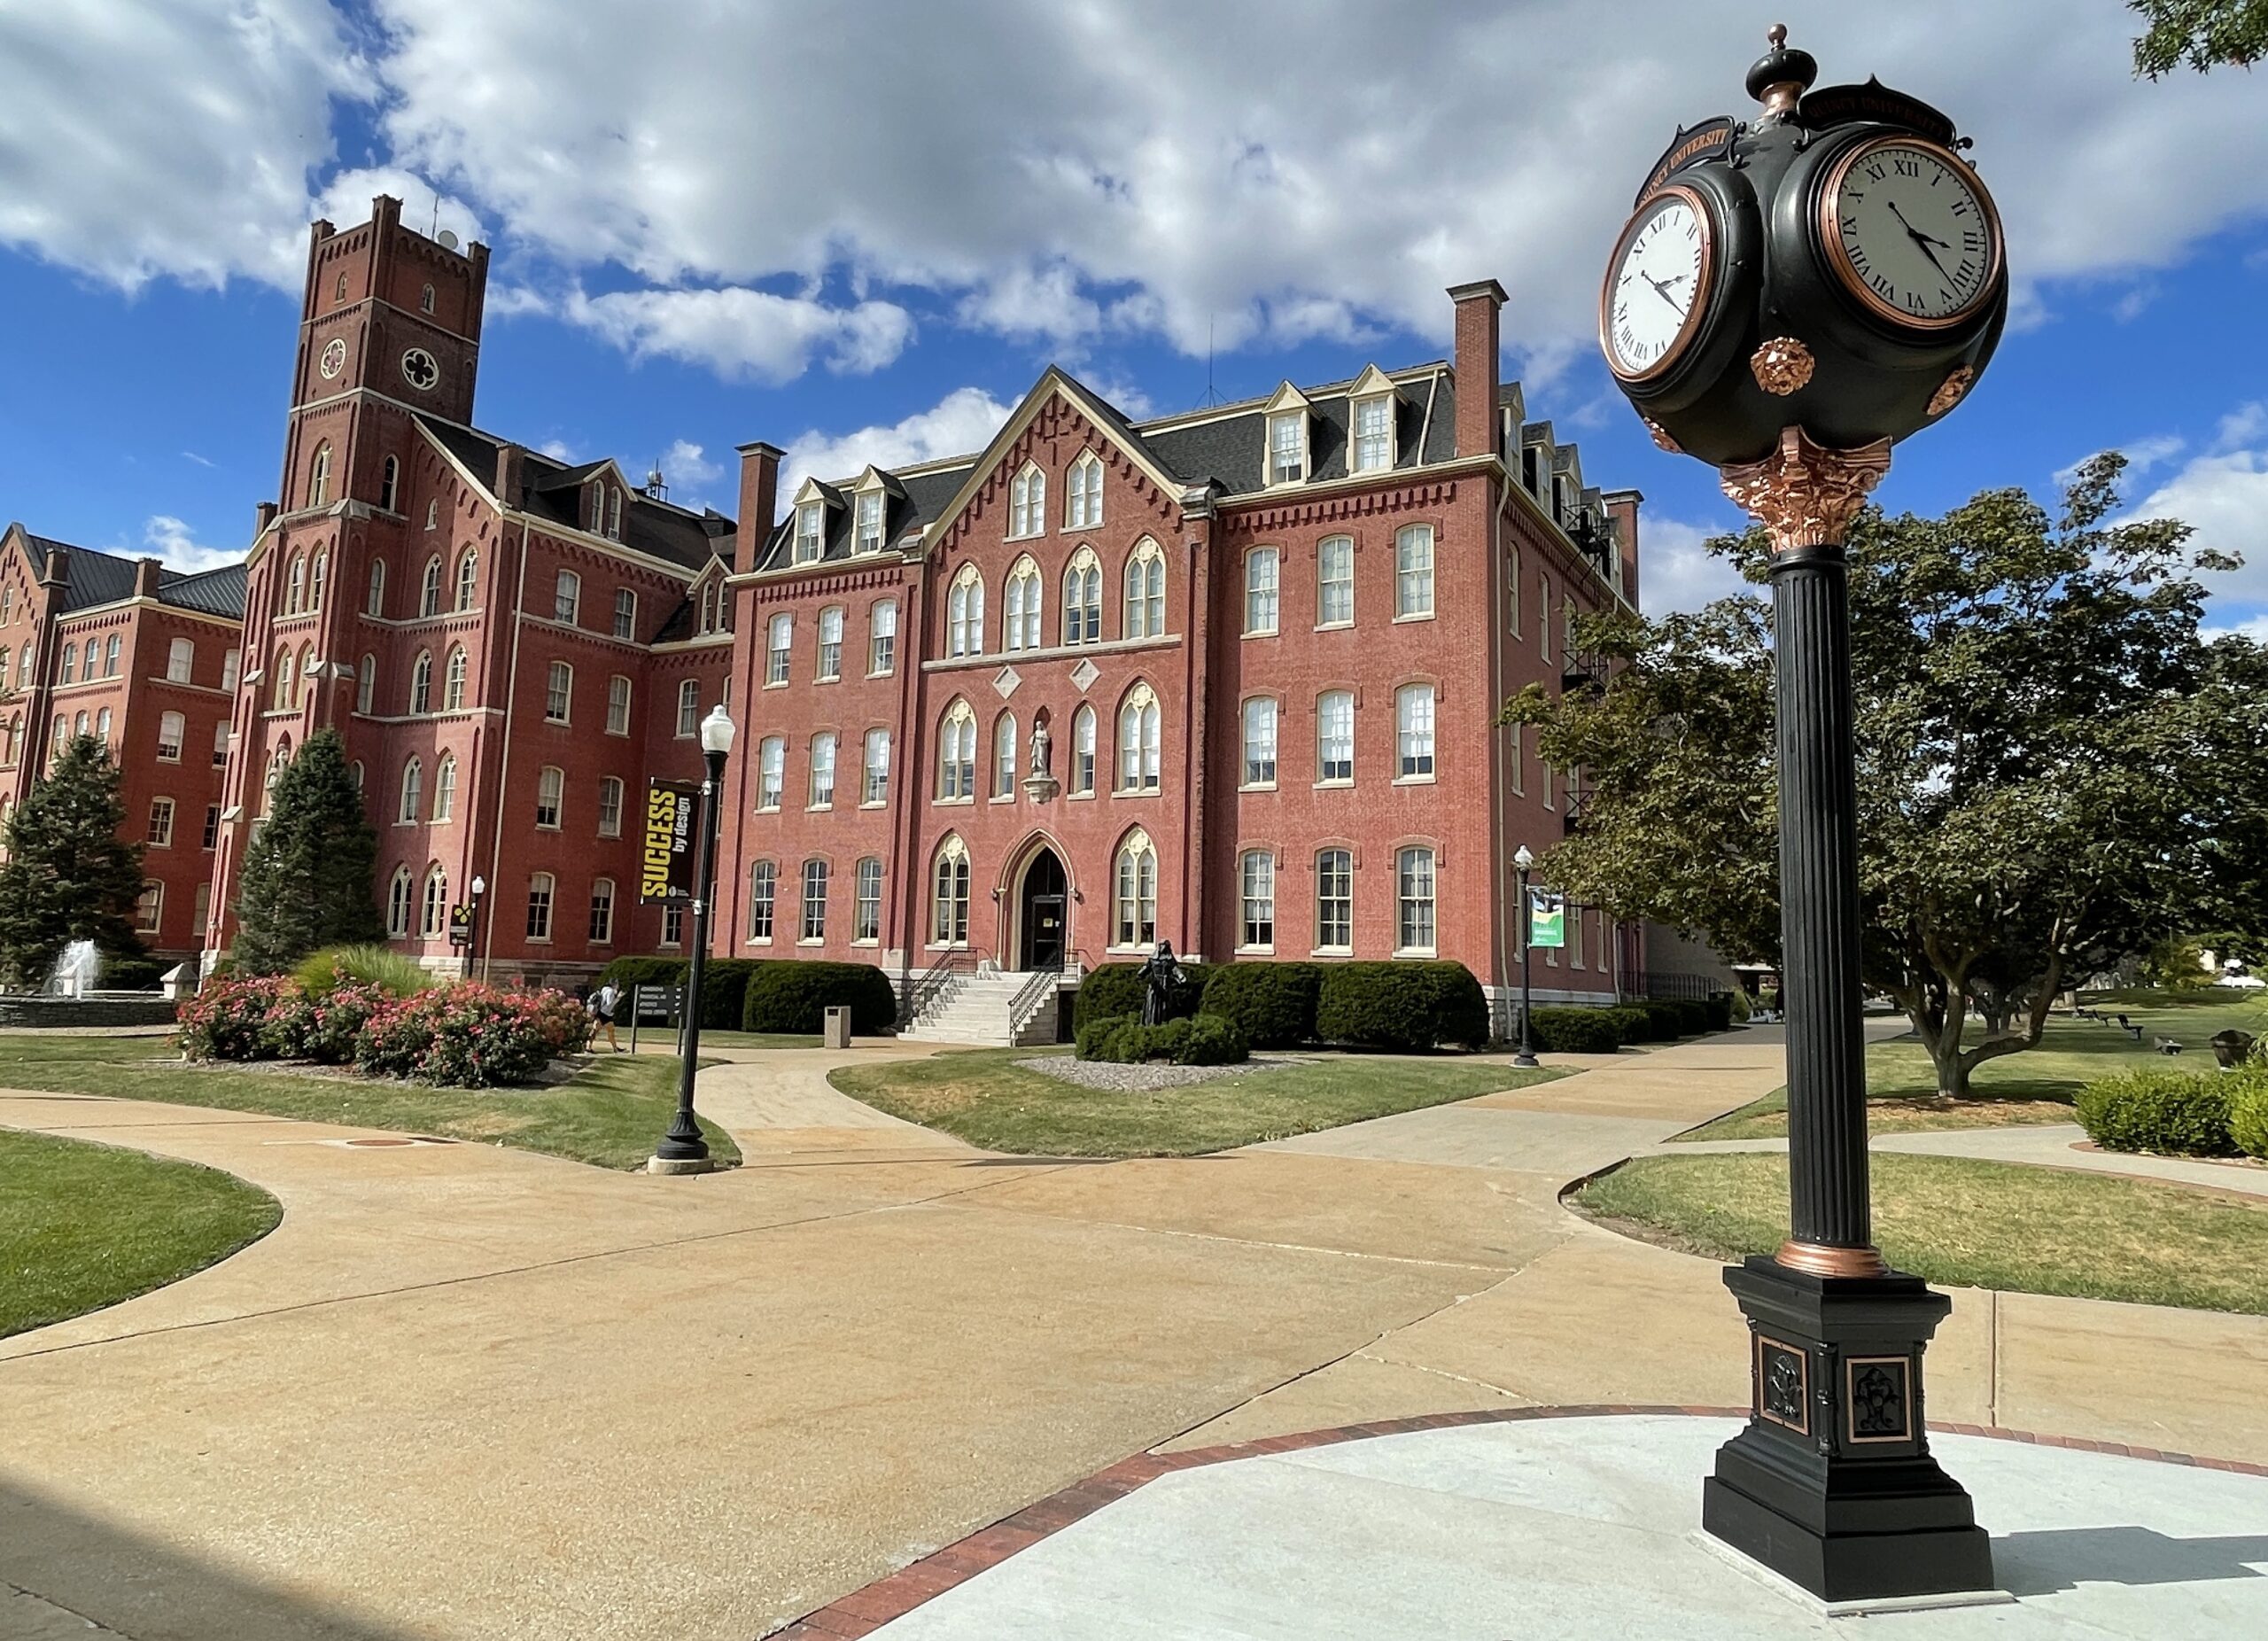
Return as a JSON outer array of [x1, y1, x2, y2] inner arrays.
[[1719, 425, 1892, 554]]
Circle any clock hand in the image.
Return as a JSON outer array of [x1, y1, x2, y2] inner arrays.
[[1640, 271, 1686, 314], [1885, 199, 1953, 250]]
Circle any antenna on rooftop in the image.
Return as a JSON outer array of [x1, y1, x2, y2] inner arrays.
[[645, 459, 668, 502], [1195, 314, 1227, 409]]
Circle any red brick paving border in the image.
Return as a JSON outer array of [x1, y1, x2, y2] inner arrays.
[[767, 1404, 2268, 1637]]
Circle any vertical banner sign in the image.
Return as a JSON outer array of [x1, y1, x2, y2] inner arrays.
[[641, 780, 699, 904], [1527, 889, 1566, 949]]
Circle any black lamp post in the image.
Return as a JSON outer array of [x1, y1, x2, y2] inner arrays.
[[654, 704, 735, 1170], [1511, 844, 1539, 1068], [1596, 28, 2006, 1603], [464, 873, 485, 983]]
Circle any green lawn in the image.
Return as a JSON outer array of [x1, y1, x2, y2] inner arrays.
[[1, 1127, 281, 1337], [1576, 1150, 2268, 1315], [829, 1047, 1562, 1158], [1680, 991, 2265, 1141], [0, 1034, 738, 1171]]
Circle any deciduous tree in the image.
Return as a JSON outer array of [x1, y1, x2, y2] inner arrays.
[[2131, 0, 2268, 75]]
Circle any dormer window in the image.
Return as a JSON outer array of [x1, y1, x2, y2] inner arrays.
[[608, 488, 623, 540], [587, 481, 605, 533], [1065, 452, 1103, 530], [1009, 464, 1045, 539], [1351, 395, 1393, 473], [855, 490, 883, 555], [1269, 413, 1307, 485], [796, 502, 825, 564]]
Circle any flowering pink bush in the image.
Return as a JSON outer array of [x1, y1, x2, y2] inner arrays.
[[181, 974, 591, 1088], [177, 976, 294, 1061]]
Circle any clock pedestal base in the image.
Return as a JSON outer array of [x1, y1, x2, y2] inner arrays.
[[1703, 1256, 1993, 1604]]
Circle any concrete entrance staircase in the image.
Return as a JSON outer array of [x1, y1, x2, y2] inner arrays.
[[898, 968, 1063, 1047]]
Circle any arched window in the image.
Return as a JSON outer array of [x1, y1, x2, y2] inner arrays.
[[73, 710, 88, 738], [379, 455, 400, 513], [765, 612, 793, 685], [808, 734, 836, 808], [862, 729, 890, 805], [1395, 524, 1435, 618], [96, 707, 111, 745], [309, 549, 327, 611], [1317, 689, 1355, 782], [756, 735, 785, 810], [333, 271, 346, 303], [1065, 450, 1104, 530], [455, 549, 478, 611], [1116, 682, 1161, 792], [597, 776, 625, 836], [421, 867, 448, 937], [368, 557, 387, 615], [399, 758, 423, 823], [308, 443, 331, 508], [1062, 547, 1102, 645], [870, 599, 897, 675], [409, 650, 433, 714], [931, 836, 971, 946], [424, 499, 439, 532], [545, 661, 571, 722], [1114, 828, 1158, 948], [357, 655, 377, 715], [817, 606, 844, 680], [420, 282, 435, 315], [286, 556, 306, 615], [525, 873, 555, 942], [106, 634, 122, 677], [1244, 547, 1280, 635], [608, 489, 623, 541], [1395, 682, 1436, 780], [1396, 845, 1437, 953], [677, 679, 701, 735], [432, 754, 457, 821], [349, 759, 364, 792], [613, 587, 637, 640], [748, 859, 778, 942], [388, 867, 414, 937], [535, 766, 563, 828], [1316, 850, 1354, 950], [607, 674, 633, 735], [1240, 851, 1276, 951], [4, 716, 19, 766], [946, 564, 984, 657], [1241, 696, 1278, 787], [554, 570, 580, 626], [443, 646, 468, 711], [1004, 557, 1041, 652], [992, 712, 1017, 798], [157, 711, 184, 762], [800, 859, 829, 941], [420, 556, 442, 618], [854, 857, 883, 943], [1009, 463, 1046, 539], [937, 700, 977, 800], [1123, 538, 1165, 639], [1318, 534, 1355, 626], [58, 642, 75, 684], [296, 643, 315, 707], [274, 650, 296, 710], [15, 642, 31, 689], [1071, 704, 1096, 796], [166, 637, 193, 683], [588, 878, 615, 945], [0, 649, 10, 689]]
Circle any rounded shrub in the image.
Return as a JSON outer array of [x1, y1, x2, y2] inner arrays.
[[1528, 1007, 1623, 1054], [694, 958, 764, 1030], [294, 944, 434, 999], [1076, 1012, 1136, 1061], [99, 955, 171, 992], [2230, 1071, 2268, 1161], [1703, 993, 1736, 1032], [742, 960, 897, 1034], [1177, 1014, 1249, 1066], [1080, 1013, 1249, 1066], [2074, 1067, 2236, 1156], [1200, 963, 1321, 1048], [600, 955, 687, 992], [176, 975, 291, 1061], [1076, 960, 1208, 1028], [1607, 1004, 1666, 1044], [354, 983, 592, 1086], [1315, 961, 1487, 1051]]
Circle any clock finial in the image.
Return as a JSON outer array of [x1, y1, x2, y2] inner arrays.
[[1745, 23, 1816, 124]]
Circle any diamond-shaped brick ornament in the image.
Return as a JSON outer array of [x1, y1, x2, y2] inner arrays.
[[1069, 658, 1100, 693], [992, 665, 1021, 698]]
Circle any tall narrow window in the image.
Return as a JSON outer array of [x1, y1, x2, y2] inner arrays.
[[854, 858, 882, 943], [766, 613, 793, 684], [869, 600, 897, 675], [545, 661, 571, 722], [425, 500, 439, 531], [608, 489, 622, 541], [309, 443, 332, 507], [211, 719, 229, 767], [1123, 540, 1165, 639], [1350, 394, 1392, 473], [588, 879, 616, 945], [1240, 852, 1276, 950], [456, 550, 478, 611], [1318, 535, 1354, 626], [554, 571, 580, 626], [109, 636, 128, 678], [677, 680, 700, 735], [421, 556, 442, 618], [147, 797, 175, 848], [432, 754, 457, 821], [992, 713, 1017, 798], [1315, 694, 1342, 785], [1065, 451, 1103, 529], [1009, 464, 1045, 538], [58, 642, 77, 685], [388, 868, 414, 937], [613, 587, 637, 640], [380, 455, 400, 512], [662, 904, 683, 945], [309, 551, 327, 611], [420, 282, 435, 315], [535, 765, 563, 828], [368, 558, 387, 616], [1241, 697, 1278, 787], [809, 733, 836, 808], [1316, 850, 1354, 950], [1116, 684, 1161, 792], [1396, 683, 1436, 780], [1244, 548, 1280, 635], [937, 702, 976, 800], [286, 558, 305, 615], [748, 860, 777, 942], [700, 582, 717, 634], [1062, 548, 1102, 645], [443, 646, 467, 711], [862, 729, 890, 805], [947, 566, 983, 657], [817, 607, 843, 680], [1005, 559, 1041, 651], [203, 803, 221, 847], [297, 644, 315, 709], [796, 500, 824, 563], [135, 882, 163, 935], [167, 637, 194, 684], [597, 776, 625, 837], [399, 758, 423, 823], [1072, 704, 1096, 796], [1114, 830, 1158, 948], [1269, 412, 1306, 484], [855, 489, 884, 554], [607, 675, 632, 735], [757, 736, 785, 810], [525, 873, 555, 942], [274, 652, 296, 710], [932, 838, 970, 945], [218, 646, 236, 688], [1395, 524, 1435, 618], [1396, 846, 1437, 953], [800, 859, 829, 941], [96, 707, 112, 746], [357, 655, 377, 715]]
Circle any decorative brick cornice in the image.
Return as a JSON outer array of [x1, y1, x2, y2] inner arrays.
[[1227, 478, 1458, 535]]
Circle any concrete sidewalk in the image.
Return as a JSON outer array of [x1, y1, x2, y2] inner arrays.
[[1665, 1120, 2268, 1198]]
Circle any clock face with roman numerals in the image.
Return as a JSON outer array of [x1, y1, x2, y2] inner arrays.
[[1821, 136, 2000, 329], [1601, 184, 1714, 383]]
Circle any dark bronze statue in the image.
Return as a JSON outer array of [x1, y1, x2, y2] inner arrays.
[[1139, 939, 1184, 1025]]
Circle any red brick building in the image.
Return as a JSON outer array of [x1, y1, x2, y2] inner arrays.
[[0, 525, 245, 962]]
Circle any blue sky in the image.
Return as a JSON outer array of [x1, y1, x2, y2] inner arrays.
[[3, 2, 2264, 626]]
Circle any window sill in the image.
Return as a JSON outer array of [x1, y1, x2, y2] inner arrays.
[[525, 938, 554, 947], [1393, 611, 1436, 625], [535, 823, 561, 833], [1314, 777, 1353, 789], [866, 668, 895, 681], [746, 937, 774, 947], [1311, 946, 1353, 958], [1242, 628, 1278, 641], [605, 727, 629, 738], [1113, 787, 1161, 799], [542, 718, 570, 728], [796, 938, 826, 947], [1393, 774, 1437, 787], [859, 800, 888, 811], [806, 804, 833, 813], [1235, 945, 1274, 956], [1239, 781, 1277, 794], [763, 681, 788, 691], [1393, 948, 1439, 960], [599, 829, 621, 841], [934, 796, 976, 806], [851, 938, 880, 948], [1314, 620, 1353, 634], [756, 805, 781, 815], [1066, 790, 1094, 801], [816, 675, 840, 686], [988, 794, 1015, 805]]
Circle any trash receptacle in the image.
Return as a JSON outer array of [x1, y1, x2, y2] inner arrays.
[[2211, 1029, 2256, 1069], [823, 1006, 852, 1049]]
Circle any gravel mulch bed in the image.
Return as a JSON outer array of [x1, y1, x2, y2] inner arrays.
[[1022, 1054, 1306, 1093]]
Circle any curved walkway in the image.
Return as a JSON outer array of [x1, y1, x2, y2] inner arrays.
[[1666, 1121, 2268, 1198], [3, 1031, 2265, 1640]]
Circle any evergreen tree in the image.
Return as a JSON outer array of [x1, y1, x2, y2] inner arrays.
[[0, 735, 149, 990], [232, 728, 384, 975]]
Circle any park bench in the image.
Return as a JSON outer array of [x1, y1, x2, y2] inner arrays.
[[2073, 1007, 2101, 1022], [2154, 1037, 2182, 1055]]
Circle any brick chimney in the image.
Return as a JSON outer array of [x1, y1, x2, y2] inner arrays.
[[1604, 488, 1643, 609], [134, 557, 163, 598], [1448, 280, 1508, 460], [494, 442, 524, 507], [254, 501, 278, 538], [735, 442, 783, 573], [36, 545, 67, 590]]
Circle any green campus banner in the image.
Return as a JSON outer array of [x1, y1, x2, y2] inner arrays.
[[1527, 889, 1565, 949]]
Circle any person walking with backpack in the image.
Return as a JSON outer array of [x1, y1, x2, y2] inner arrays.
[[588, 977, 624, 1053]]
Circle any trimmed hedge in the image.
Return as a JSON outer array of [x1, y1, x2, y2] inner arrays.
[[599, 956, 687, 991], [1075, 960, 1209, 1029], [1529, 1007, 1623, 1054], [1200, 962, 1322, 1049], [2075, 1068, 2237, 1156], [1076, 1012, 1133, 1060], [100, 955, 172, 992], [742, 960, 897, 1035], [1602, 1005, 1653, 1044], [1082, 1013, 1249, 1067], [2232, 1073, 2268, 1161], [1315, 961, 1488, 1052], [694, 958, 763, 1030]]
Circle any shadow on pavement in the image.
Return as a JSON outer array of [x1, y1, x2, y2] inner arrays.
[[2, 1477, 411, 1641], [1995, 1525, 2268, 1597]]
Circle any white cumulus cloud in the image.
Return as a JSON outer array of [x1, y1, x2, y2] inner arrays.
[[1637, 512, 1751, 616], [780, 387, 1017, 517], [139, 515, 238, 574], [560, 286, 915, 383]]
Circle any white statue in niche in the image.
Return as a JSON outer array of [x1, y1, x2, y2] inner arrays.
[[1029, 716, 1052, 777]]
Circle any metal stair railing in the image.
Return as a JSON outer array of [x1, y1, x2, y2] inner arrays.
[[896, 948, 976, 1030]]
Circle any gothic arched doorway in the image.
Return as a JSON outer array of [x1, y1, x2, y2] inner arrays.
[[1015, 847, 1068, 972]]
